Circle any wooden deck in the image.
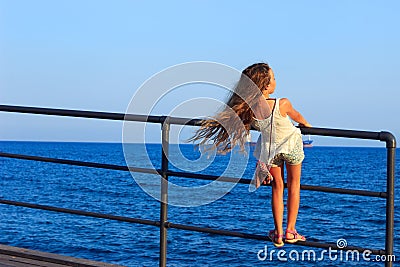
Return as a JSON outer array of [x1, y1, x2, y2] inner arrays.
[[0, 244, 125, 267]]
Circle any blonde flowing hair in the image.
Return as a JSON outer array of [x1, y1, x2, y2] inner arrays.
[[189, 63, 272, 153]]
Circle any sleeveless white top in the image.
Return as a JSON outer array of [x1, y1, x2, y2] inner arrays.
[[252, 98, 302, 164]]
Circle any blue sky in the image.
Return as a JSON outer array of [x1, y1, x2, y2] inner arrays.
[[1, 0, 399, 147]]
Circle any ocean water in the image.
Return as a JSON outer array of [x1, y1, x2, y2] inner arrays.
[[0, 141, 399, 266]]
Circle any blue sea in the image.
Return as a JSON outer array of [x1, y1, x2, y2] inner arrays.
[[0, 141, 399, 266]]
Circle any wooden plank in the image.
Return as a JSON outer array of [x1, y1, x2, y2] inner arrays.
[[0, 253, 68, 267], [0, 245, 125, 267]]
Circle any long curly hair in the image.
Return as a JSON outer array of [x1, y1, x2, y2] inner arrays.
[[189, 63, 272, 153]]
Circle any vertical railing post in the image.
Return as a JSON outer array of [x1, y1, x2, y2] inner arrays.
[[159, 116, 170, 267], [385, 145, 395, 267]]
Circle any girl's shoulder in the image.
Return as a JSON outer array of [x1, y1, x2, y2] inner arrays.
[[278, 98, 293, 108], [277, 98, 292, 117], [278, 97, 290, 104], [267, 98, 289, 104]]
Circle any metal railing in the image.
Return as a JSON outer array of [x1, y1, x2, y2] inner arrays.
[[0, 105, 396, 266]]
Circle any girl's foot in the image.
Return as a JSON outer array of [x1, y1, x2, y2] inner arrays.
[[285, 229, 306, 243], [268, 229, 284, 247]]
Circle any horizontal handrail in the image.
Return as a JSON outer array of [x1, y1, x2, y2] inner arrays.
[[0, 152, 387, 198], [0, 104, 202, 126], [165, 222, 384, 255], [0, 105, 396, 146], [0, 198, 385, 256], [0, 199, 159, 227]]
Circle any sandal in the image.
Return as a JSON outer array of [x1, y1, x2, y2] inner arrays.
[[285, 229, 306, 243], [268, 230, 284, 247]]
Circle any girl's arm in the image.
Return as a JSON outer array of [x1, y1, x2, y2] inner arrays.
[[280, 98, 312, 127]]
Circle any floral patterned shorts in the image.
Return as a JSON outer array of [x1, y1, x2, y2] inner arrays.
[[270, 138, 305, 167]]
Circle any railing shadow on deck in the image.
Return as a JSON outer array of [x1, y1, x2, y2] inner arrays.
[[0, 105, 396, 267]]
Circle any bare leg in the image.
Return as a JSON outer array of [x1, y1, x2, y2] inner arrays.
[[286, 163, 304, 237], [269, 165, 284, 243]]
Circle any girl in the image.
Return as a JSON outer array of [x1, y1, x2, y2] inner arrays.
[[191, 63, 311, 247]]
